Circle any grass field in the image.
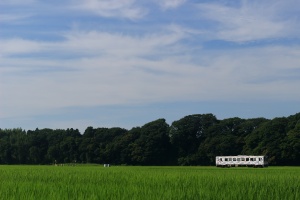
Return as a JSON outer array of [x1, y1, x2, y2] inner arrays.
[[0, 165, 299, 200]]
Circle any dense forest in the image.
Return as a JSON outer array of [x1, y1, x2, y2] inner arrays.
[[1, 113, 300, 166]]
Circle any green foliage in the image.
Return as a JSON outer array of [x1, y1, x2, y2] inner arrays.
[[0, 112, 300, 166], [130, 119, 171, 165], [169, 114, 218, 165]]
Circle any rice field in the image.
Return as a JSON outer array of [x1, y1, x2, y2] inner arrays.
[[0, 165, 299, 200]]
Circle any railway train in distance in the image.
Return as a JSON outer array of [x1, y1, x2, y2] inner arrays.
[[216, 155, 268, 168]]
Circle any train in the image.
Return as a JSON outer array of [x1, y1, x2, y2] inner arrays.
[[216, 155, 268, 168]]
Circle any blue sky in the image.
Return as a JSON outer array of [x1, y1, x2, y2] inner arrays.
[[1, 0, 300, 133]]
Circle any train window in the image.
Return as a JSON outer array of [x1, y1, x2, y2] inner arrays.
[[233, 158, 236, 161], [220, 158, 222, 161], [241, 158, 245, 161], [259, 158, 262, 161], [225, 158, 228, 161], [229, 158, 232, 161], [237, 158, 240, 161], [246, 158, 249, 161]]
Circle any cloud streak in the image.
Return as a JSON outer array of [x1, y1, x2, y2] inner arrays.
[[157, 0, 187, 9], [1, 28, 300, 120], [1, 0, 300, 130], [197, 0, 300, 42], [71, 0, 146, 20], [0, 14, 33, 23]]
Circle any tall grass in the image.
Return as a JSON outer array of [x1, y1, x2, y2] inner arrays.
[[0, 165, 298, 199]]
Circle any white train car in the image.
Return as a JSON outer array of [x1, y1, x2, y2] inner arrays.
[[216, 155, 268, 168]]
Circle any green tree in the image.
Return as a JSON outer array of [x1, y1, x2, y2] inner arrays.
[[246, 117, 289, 165], [169, 114, 217, 165], [130, 119, 171, 165]]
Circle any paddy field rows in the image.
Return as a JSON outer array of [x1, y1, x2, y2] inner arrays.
[[0, 165, 299, 200]]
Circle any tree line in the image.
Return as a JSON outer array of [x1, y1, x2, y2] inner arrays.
[[0, 113, 299, 166]]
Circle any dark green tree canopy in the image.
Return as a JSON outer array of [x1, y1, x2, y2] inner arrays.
[[0, 112, 299, 165]]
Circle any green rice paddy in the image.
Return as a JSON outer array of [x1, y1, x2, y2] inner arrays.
[[0, 165, 299, 200]]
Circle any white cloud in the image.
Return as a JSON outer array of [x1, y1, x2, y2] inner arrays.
[[0, 0, 36, 23], [197, 0, 299, 42], [1, 37, 300, 120], [1, 24, 300, 121], [71, 0, 146, 20], [157, 0, 186, 9], [1, 0, 299, 131], [60, 28, 185, 58], [0, 28, 187, 118], [1, 26, 186, 58], [0, 38, 43, 56], [0, 14, 32, 23]]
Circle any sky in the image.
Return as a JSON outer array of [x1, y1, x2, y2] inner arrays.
[[1, 0, 300, 133]]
